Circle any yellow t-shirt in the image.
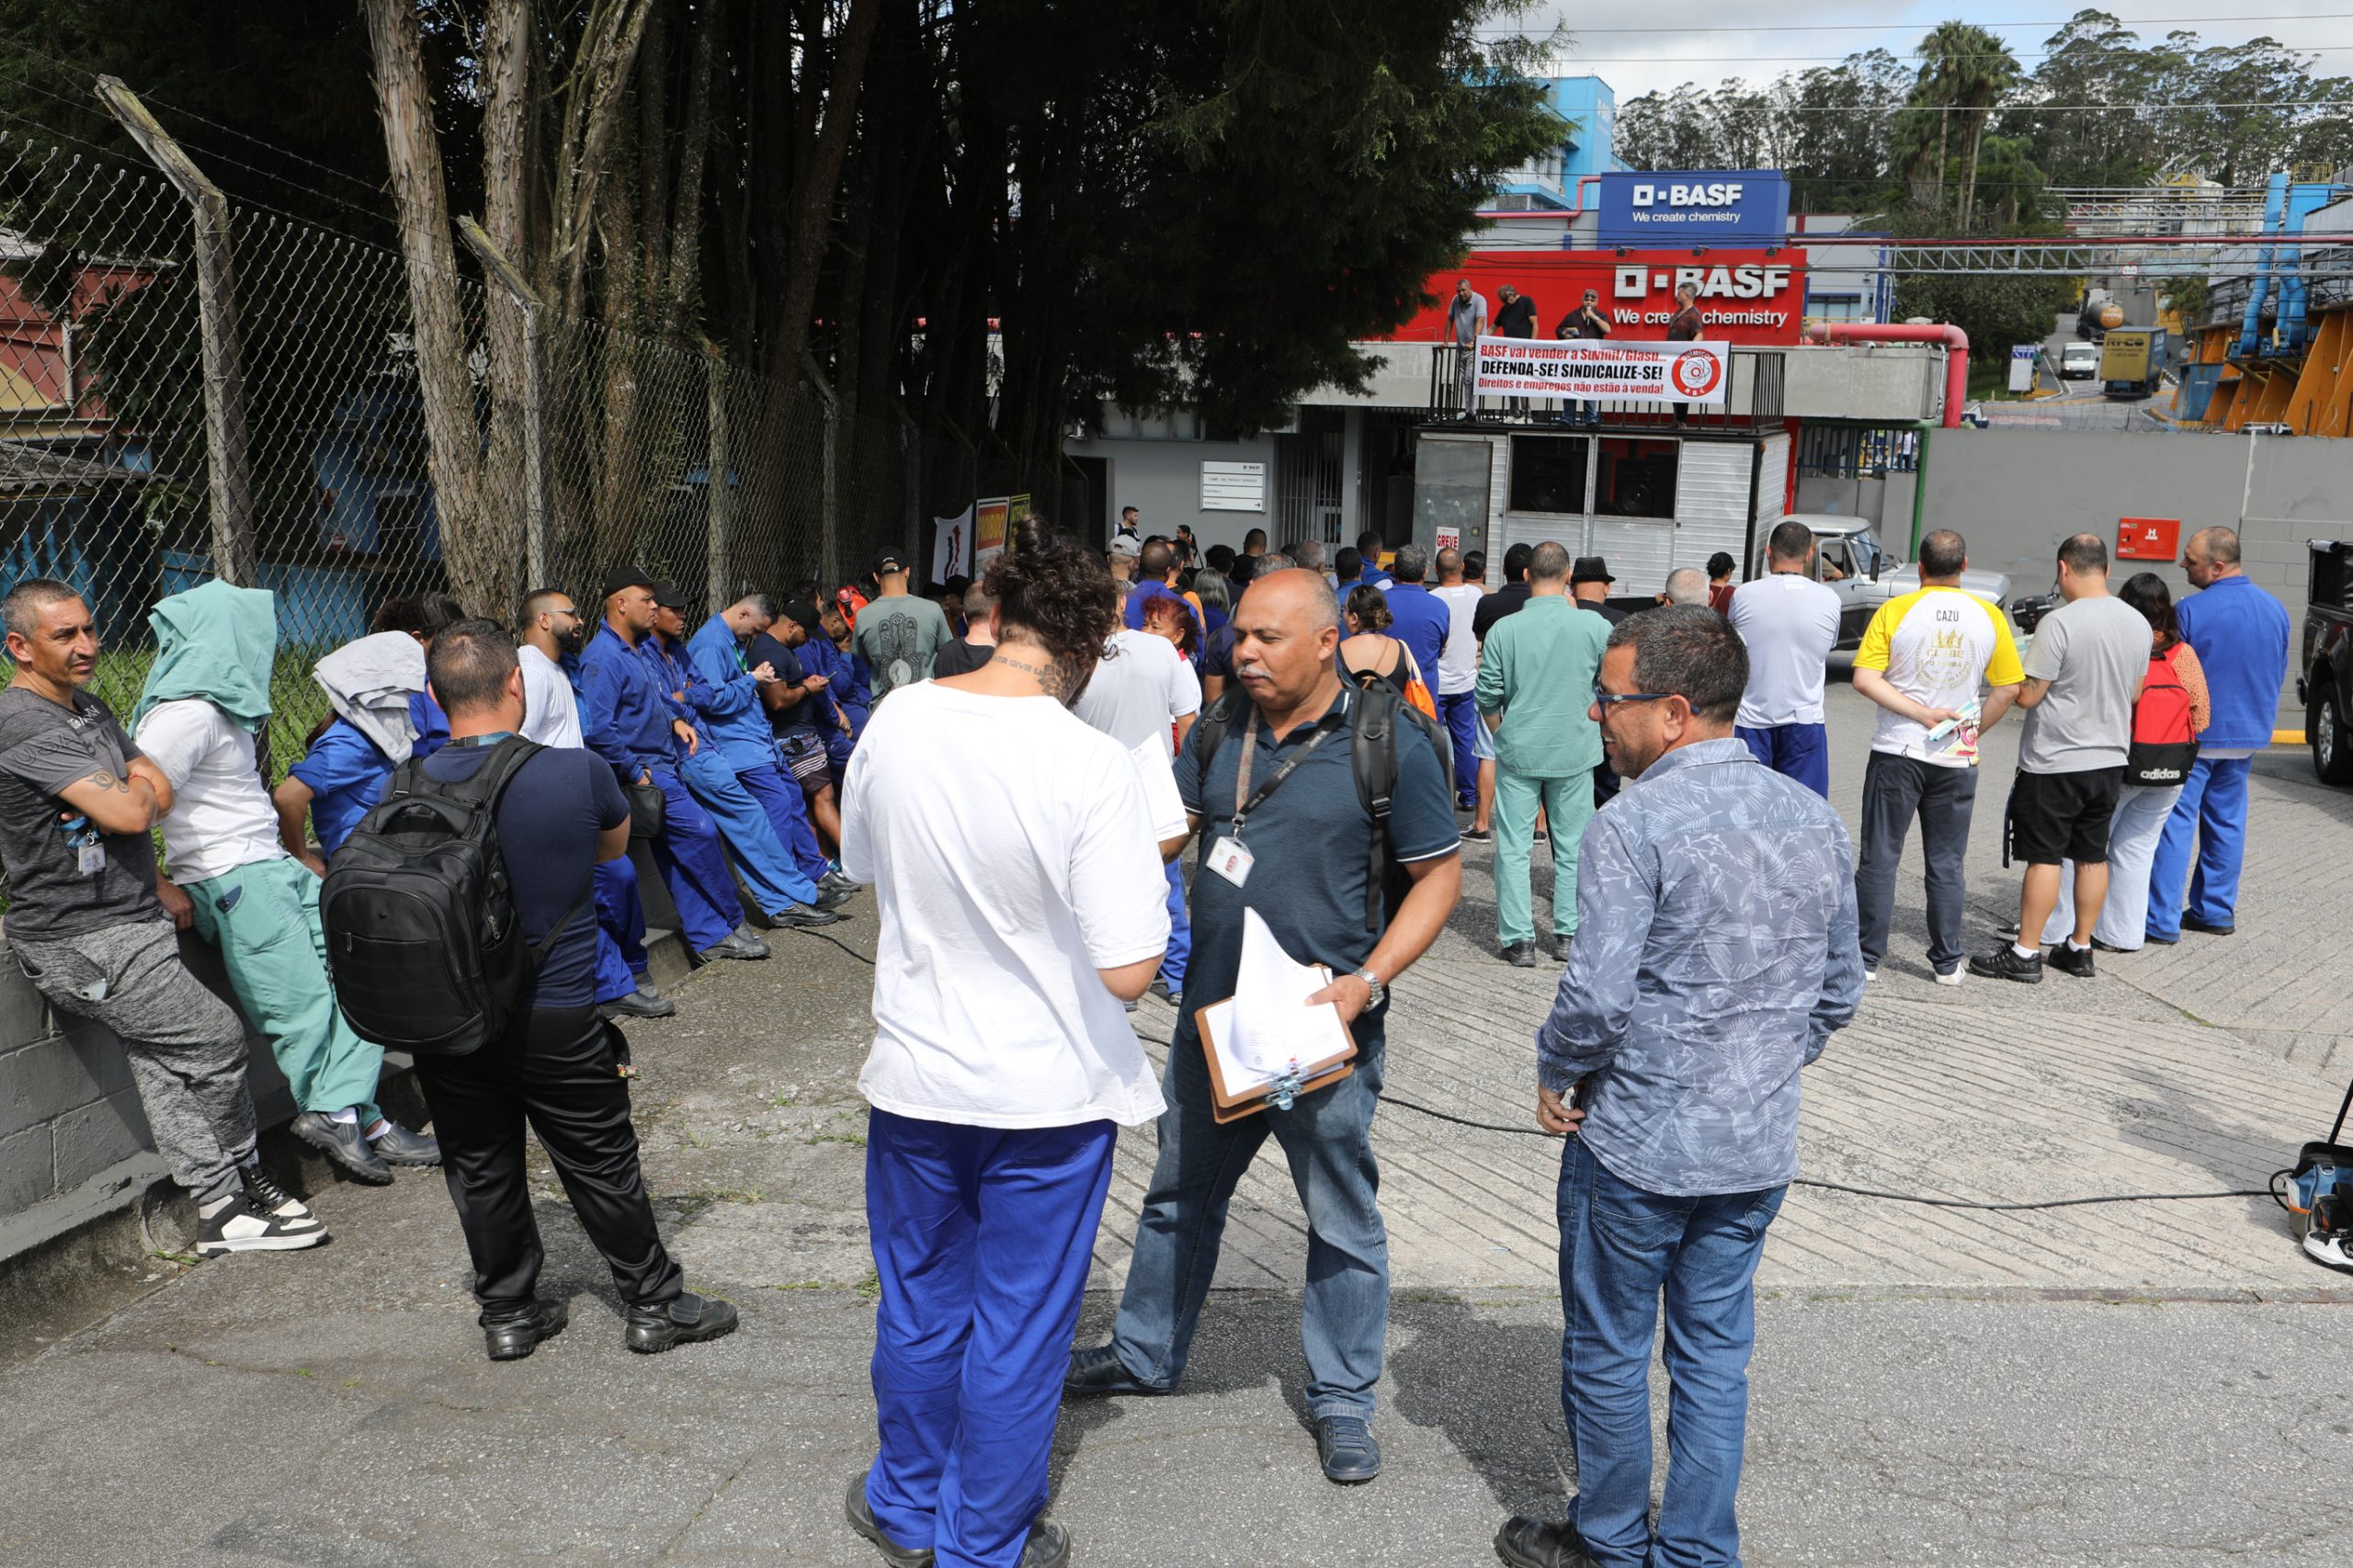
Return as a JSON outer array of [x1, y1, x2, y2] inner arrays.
[[1853, 585, 2023, 767]]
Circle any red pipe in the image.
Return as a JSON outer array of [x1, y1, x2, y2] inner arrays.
[[1803, 321, 1969, 429]]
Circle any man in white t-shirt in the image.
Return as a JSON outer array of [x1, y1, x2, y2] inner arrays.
[[131, 581, 438, 1186], [515, 587, 586, 748], [1849, 529, 2025, 983], [1431, 546, 1483, 812], [1075, 626, 1203, 1005], [1728, 519, 1843, 797]]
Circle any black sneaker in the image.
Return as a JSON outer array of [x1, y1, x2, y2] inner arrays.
[[812, 881, 854, 913], [1550, 932, 1574, 963], [1016, 1519, 1071, 1568], [482, 1297, 569, 1361], [2046, 941, 2096, 979], [196, 1192, 330, 1256], [2182, 914, 2236, 936], [1462, 826, 1493, 843], [1968, 944, 2044, 984], [698, 931, 769, 963], [768, 902, 842, 929], [290, 1110, 394, 1185], [601, 987, 676, 1020], [1503, 940, 1538, 969], [1313, 1414, 1381, 1483], [239, 1165, 326, 1240], [624, 1290, 739, 1354], [843, 1475, 935, 1567], [370, 1121, 440, 1167], [1063, 1343, 1168, 1397], [1495, 1515, 1601, 1568]]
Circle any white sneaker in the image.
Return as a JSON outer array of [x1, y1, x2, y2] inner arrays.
[[197, 1193, 329, 1255], [1860, 967, 1876, 984], [1934, 967, 1964, 987], [2304, 1230, 2353, 1273]]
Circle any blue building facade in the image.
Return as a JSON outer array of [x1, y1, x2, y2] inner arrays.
[[1490, 75, 1625, 212]]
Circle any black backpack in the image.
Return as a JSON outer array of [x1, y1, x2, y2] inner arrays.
[[320, 737, 583, 1057], [1188, 681, 1454, 933]]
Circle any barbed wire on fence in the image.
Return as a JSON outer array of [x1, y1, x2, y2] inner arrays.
[[0, 113, 920, 770]]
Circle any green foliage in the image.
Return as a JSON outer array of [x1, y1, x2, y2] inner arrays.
[[1893, 270, 2071, 363]]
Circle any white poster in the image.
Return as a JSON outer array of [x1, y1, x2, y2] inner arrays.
[[1200, 460, 1267, 513], [931, 504, 973, 583], [1471, 336, 1730, 405]]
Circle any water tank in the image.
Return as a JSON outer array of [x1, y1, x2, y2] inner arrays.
[[2097, 302, 2126, 330]]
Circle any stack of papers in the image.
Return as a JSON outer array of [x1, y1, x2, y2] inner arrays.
[[1198, 910, 1351, 1098]]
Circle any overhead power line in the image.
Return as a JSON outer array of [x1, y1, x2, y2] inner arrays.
[[1473, 12, 2353, 35]]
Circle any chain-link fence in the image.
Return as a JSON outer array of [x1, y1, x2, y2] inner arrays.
[[0, 123, 921, 771]]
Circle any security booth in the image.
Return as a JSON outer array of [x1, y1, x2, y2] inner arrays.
[[1408, 343, 1791, 600]]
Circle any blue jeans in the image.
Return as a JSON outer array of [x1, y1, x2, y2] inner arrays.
[[1559, 1136, 1784, 1568], [738, 757, 833, 883], [1159, 858, 1189, 992], [1735, 722, 1829, 799], [680, 749, 820, 916], [2145, 755, 2250, 937], [1439, 691, 1480, 807], [865, 1109, 1115, 1568], [646, 766, 746, 951], [1109, 1019, 1389, 1419]]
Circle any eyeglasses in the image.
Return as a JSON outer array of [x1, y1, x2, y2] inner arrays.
[[1592, 687, 1672, 710]]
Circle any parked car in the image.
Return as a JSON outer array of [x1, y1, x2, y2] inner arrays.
[[2061, 342, 2100, 380], [1759, 516, 2013, 649], [2297, 538, 2353, 786]]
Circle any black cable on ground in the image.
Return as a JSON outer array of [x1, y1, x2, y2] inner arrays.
[[1126, 1031, 2274, 1213]]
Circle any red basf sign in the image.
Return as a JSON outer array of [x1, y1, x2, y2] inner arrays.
[[1393, 249, 1806, 347]]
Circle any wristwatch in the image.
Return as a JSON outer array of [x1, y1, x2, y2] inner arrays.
[[1351, 966, 1386, 1010]]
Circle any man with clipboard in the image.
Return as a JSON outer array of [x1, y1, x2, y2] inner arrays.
[[1065, 569, 1462, 1487]]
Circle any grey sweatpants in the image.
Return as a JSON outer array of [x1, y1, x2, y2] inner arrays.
[[12, 919, 256, 1205], [1854, 751, 1979, 975]]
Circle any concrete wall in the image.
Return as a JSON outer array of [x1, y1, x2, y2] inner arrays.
[[1916, 427, 2353, 712], [0, 932, 295, 1260], [1059, 433, 1279, 554]]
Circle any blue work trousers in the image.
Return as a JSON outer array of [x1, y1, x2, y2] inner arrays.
[[1158, 858, 1189, 993], [1558, 1135, 1784, 1568], [2145, 755, 2251, 937], [592, 854, 646, 1003], [1439, 690, 1480, 808], [864, 1109, 1116, 1568], [737, 758, 832, 883], [1109, 1019, 1389, 1419], [646, 766, 745, 952], [1735, 722, 1830, 799], [679, 750, 818, 917]]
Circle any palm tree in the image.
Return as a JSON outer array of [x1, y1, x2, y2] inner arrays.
[[1909, 21, 2022, 228]]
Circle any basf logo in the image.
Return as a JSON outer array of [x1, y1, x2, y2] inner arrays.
[[1598, 171, 1790, 246]]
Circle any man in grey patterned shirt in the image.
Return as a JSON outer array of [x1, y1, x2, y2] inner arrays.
[[1496, 606, 1863, 1568]]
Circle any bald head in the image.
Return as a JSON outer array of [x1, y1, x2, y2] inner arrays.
[[2185, 525, 2243, 586], [1243, 566, 1340, 632], [1232, 569, 1344, 713]]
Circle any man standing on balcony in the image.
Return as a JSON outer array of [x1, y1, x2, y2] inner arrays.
[[1449, 277, 1488, 421]]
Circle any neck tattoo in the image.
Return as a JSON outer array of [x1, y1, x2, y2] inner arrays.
[[990, 651, 1075, 701]]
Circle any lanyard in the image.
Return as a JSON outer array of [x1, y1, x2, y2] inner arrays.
[[1230, 707, 1344, 836]]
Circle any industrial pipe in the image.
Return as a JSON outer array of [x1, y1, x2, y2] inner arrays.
[[1803, 321, 1970, 430]]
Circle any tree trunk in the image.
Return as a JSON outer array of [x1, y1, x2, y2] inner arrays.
[[1961, 115, 1985, 231], [364, 0, 506, 615], [761, 0, 887, 386]]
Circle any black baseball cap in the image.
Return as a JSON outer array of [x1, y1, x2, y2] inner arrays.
[[601, 566, 656, 600], [649, 580, 689, 610], [871, 547, 907, 576], [1571, 556, 1616, 585], [776, 598, 822, 631]]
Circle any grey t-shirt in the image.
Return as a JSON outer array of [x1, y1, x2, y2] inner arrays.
[[0, 687, 164, 940], [2019, 594, 2150, 774], [852, 597, 954, 702]]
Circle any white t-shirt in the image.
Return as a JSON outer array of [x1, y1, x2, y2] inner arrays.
[[517, 643, 585, 749], [1432, 584, 1483, 695], [1855, 585, 2025, 767], [1728, 573, 1842, 727], [842, 680, 1172, 1130], [134, 699, 286, 884], [1072, 629, 1201, 759]]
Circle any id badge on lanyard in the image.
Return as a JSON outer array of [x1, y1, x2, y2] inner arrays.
[[1212, 714, 1337, 888]]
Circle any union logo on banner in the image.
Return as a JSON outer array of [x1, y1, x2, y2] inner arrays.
[[1670, 349, 1722, 398]]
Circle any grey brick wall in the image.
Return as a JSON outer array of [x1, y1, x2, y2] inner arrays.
[[0, 932, 293, 1255]]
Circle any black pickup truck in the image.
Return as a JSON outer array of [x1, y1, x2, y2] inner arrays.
[[2299, 540, 2353, 785]]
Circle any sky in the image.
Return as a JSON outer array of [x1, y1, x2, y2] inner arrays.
[[1485, 1, 2353, 104]]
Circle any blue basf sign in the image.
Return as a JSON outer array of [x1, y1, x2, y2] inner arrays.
[[1597, 171, 1790, 246]]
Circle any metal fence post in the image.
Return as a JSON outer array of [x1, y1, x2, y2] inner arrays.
[[95, 75, 257, 586], [453, 218, 548, 589], [700, 337, 731, 613]]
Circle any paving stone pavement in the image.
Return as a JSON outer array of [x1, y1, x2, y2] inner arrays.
[[4, 682, 2352, 1565]]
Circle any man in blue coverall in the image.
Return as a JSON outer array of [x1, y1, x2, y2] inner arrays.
[[643, 584, 841, 927], [686, 593, 854, 904], [577, 569, 773, 965]]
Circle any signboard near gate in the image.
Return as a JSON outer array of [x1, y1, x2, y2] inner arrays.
[[1596, 171, 1790, 246], [1471, 337, 1730, 405], [1393, 249, 1805, 346]]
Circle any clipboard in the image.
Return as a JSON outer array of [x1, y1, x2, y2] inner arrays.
[[1193, 966, 1358, 1123]]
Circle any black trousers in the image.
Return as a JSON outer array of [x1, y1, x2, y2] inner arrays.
[[415, 1005, 682, 1316]]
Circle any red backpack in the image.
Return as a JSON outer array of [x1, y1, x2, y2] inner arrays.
[[2126, 646, 2199, 787]]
